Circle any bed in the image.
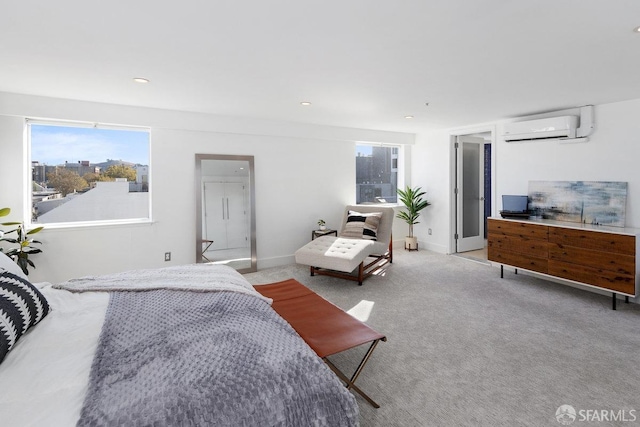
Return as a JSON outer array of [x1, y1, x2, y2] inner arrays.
[[0, 262, 359, 426]]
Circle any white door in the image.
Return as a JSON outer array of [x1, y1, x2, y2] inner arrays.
[[456, 136, 485, 253], [203, 181, 249, 251], [203, 182, 227, 250], [224, 182, 248, 249]]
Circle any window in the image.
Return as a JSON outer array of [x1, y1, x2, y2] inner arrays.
[[355, 144, 400, 204], [27, 121, 150, 226]]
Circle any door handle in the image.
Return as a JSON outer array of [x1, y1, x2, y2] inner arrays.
[[222, 198, 225, 219], [226, 198, 230, 219]]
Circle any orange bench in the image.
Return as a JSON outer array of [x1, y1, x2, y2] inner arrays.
[[254, 278, 386, 408]]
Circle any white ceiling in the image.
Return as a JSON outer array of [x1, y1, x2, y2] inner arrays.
[[2, 0, 640, 133]]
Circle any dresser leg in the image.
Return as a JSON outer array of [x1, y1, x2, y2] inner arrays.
[[500, 265, 503, 278], [612, 293, 617, 310], [515, 268, 518, 275], [625, 296, 630, 304]]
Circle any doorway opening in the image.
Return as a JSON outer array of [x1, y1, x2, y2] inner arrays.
[[449, 127, 495, 263]]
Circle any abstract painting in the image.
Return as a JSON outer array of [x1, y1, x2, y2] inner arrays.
[[528, 181, 627, 227]]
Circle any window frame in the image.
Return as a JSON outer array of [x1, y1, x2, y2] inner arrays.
[[25, 119, 152, 229]]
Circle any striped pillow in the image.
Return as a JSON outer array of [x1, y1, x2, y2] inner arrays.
[[0, 270, 50, 364], [340, 210, 382, 241]]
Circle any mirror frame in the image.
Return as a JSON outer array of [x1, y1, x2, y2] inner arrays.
[[195, 154, 257, 273]]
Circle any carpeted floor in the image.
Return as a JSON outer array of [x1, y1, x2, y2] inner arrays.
[[244, 249, 640, 427]]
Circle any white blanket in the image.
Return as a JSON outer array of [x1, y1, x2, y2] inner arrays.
[[53, 263, 272, 304]]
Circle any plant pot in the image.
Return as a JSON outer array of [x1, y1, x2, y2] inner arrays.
[[404, 236, 418, 251], [320, 225, 326, 230]]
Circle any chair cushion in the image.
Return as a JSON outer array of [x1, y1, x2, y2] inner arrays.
[[295, 236, 375, 273], [339, 211, 382, 241]]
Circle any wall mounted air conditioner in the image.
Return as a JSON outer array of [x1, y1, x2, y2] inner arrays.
[[503, 116, 578, 142]]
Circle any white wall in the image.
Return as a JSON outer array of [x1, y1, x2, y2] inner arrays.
[[410, 128, 452, 253], [495, 100, 640, 227], [411, 98, 640, 303], [14, 91, 638, 286], [412, 99, 640, 254], [0, 92, 413, 283]]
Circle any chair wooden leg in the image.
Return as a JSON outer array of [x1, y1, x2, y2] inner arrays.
[[308, 250, 391, 286]]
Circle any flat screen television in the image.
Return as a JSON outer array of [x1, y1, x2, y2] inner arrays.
[[500, 195, 529, 218]]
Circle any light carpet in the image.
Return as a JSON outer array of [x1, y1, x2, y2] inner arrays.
[[244, 249, 640, 426]]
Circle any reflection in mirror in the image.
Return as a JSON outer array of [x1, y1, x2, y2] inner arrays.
[[195, 154, 256, 273]]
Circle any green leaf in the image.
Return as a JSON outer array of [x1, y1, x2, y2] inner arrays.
[[26, 226, 44, 235], [0, 208, 44, 274], [17, 257, 29, 275], [396, 185, 431, 237]]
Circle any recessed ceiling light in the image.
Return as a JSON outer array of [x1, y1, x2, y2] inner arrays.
[[404, 115, 414, 119], [300, 101, 312, 106], [634, 26, 640, 33], [133, 77, 150, 83]]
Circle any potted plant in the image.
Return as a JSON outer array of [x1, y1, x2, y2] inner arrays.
[[0, 207, 44, 275], [317, 219, 326, 230], [396, 186, 430, 251]]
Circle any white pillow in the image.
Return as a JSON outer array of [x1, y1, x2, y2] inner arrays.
[[0, 253, 28, 280]]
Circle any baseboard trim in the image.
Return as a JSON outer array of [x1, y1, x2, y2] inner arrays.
[[257, 255, 295, 270]]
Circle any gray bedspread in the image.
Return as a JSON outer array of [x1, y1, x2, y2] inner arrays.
[[73, 267, 359, 426]]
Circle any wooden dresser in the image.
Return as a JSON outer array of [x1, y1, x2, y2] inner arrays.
[[487, 217, 639, 309]]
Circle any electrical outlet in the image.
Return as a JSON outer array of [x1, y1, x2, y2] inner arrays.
[[164, 252, 171, 261], [428, 228, 432, 235]]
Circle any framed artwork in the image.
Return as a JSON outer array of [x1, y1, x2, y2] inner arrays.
[[528, 181, 627, 227]]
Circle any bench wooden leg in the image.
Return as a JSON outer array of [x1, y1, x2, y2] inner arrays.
[[323, 338, 384, 408]]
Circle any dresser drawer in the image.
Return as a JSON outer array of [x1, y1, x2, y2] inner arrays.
[[549, 244, 635, 275], [488, 219, 548, 240], [549, 228, 635, 256], [488, 233, 548, 258], [488, 248, 548, 274], [548, 260, 635, 294]]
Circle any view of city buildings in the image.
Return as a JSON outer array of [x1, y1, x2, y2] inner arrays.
[[355, 145, 399, 204], [31, 159, 149, 223]]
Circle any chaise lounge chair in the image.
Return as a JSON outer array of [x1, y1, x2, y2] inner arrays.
[[295, 205, 394, 285]]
